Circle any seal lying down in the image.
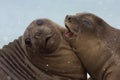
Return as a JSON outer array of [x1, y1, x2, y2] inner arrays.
[[65, 12, 120, 80], [0, 19, 87, 80]]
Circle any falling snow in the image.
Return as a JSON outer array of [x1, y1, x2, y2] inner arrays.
[[46, 64, 49, 67], [67, 61, 71, 64], [7, 76, 11, 80]]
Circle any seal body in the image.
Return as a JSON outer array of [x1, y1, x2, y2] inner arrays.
[[0, 19, 87, 80], [0, 37, 57, 80], [64, 13, 120, 80]]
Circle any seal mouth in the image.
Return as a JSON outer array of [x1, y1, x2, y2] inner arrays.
[[45, 33, 54, 48], [65, 24, 74, 38]]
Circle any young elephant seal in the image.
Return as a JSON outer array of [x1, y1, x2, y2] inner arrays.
[[64, 13, 120, 80], [0, 19, 87, 80]]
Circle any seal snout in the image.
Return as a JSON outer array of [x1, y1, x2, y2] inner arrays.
[[65, 15, 72, 23], [36, 19, 45, 25], [64, 15, 74, 38]]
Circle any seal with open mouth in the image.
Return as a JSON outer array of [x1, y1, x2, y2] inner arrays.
[[64, 12, 120, 80]]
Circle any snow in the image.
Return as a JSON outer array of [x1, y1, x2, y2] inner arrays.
[[46, 64, 49, 67], [87, 73, 90, 79], [67, 61, 71, 64], [7, 76, 11, 80], [3, 36, 9, 41]]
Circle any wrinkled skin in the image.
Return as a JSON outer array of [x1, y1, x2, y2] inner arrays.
[[23, 19, 86, 80], [64, 13, 120, 80], [0, 18, 87, 80], [22, 18, 87, 80]]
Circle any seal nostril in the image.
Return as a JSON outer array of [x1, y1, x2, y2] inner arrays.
[[66, 15, 72, 22], [68, 17, 71, 21], [36, 19, 44, 25]]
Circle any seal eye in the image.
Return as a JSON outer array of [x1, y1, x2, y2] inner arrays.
[[25, 38, 31, 46]]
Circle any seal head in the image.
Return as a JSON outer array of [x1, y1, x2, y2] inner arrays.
[[23, 19, 60, 54]]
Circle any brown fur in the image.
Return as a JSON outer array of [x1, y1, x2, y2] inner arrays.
[[22, 19, 87, 79], [0, 19, 87, 80], [64, 13, 120, 80]]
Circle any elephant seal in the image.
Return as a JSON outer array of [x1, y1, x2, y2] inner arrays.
[[64, 12, 120, 80], [0, 19, 87, 80]]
